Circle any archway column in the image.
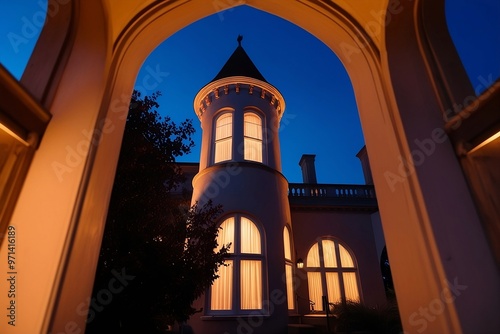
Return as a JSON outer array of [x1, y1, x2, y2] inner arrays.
[[379, 1, 500, 333], [0, 1, 112, 333]]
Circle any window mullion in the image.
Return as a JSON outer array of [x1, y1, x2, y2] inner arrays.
[[234, 255, 241, 313], [335, 241, 347, 303], [318, 240, 329, 308], [234, 215, 240, 312]]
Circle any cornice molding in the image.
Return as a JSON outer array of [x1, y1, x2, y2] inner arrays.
[[193, 76, 286, 121]]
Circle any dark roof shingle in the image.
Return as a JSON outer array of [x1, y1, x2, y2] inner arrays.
[[211, 45, 267, 82]]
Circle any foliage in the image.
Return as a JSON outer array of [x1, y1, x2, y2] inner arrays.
[[86, 91, 229, 333], [330, 300, 403, 334], [380, 246, 397, 301]]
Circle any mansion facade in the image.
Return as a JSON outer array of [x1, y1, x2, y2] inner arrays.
[[176, 40, 387, 334]]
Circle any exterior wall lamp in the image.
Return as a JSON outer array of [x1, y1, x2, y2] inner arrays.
[[296, 258, 304, 269]]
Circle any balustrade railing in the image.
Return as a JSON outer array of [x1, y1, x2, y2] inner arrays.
[[288, 183, 376, 199]]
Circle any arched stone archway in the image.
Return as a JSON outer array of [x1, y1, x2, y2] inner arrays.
[[2, 1, 498, 333]]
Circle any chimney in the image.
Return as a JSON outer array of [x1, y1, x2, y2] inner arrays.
[[356, 146, 373, 185], [299, 154, 317, 184]]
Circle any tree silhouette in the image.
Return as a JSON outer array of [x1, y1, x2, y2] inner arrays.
[[86, 91, 229, 333]]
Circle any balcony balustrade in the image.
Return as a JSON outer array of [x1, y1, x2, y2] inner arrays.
[[288, 183, 377, 210]]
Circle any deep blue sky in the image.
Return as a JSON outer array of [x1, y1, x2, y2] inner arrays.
[[1, 1, 499, 184]]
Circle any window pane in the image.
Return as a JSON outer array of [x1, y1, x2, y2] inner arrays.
[[322, 240, 337, 268], [241, 260, 262, 309], [325, 272, 341, 304], [244, 113, 263, 162], [211, 260, 233, 310], [285, 264, 295, 310], [307, 272, 323, 311], [244, 113, 262, 139], [215, 113, 232, 140], [245, 122, 261, 139], [215, 113, 232, 162], [240, 217, 261, 254], [339, 244, 354, 267], [343, 273, 360, 302], [217, 217, 234, 253], [307, 243, 320, 267], [214, 138, 232, 163], [244, 138, 262, 162], [283, 227, 292, 260]]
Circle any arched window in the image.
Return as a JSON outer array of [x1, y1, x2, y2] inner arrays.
[[306, 239, 359, 311], [244, 112, 263, 162], [210, 215, 265, 314], [214, 112, 232, 163], [283, 226, 295, 310]]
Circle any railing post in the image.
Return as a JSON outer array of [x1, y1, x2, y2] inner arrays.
[[287, 183, 376, 200]]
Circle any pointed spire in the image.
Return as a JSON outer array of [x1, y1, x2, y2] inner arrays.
[[211, 36, 267, 83]]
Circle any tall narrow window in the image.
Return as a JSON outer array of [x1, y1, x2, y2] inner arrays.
[[211, 218, 235, 310], [210, 215, 265, 314], [244, 112, 263, 162], [214, 113, 232, 163], [283, 226, 295, 310], [306, 239, 360, 311]]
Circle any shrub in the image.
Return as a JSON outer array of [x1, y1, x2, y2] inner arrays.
[[330, 300, 402, 334]]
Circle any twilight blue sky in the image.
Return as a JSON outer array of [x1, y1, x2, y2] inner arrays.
[[1, 1, 499, 184]]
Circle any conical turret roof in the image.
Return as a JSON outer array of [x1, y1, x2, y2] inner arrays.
[[211, 36, 267, 82], [194, 36, 285, 121]]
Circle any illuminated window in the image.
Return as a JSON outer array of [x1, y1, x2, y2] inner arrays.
[[244, 112, 263, 162], [283, 226, 295, 310], [210, 215, 265, 314], [306, 239, 359, 311], [214, 113, 232, 163]]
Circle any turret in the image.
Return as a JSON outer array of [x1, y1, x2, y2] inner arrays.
[[193, 36, 285, 172], [189, 37, 293, 334]]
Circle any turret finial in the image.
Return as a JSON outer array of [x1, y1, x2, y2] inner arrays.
[[237, 35, 243, 46]]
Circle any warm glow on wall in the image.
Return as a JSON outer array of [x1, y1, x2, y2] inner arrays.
[[468, 130, 500, 154], [0, 123, 29, 147]]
